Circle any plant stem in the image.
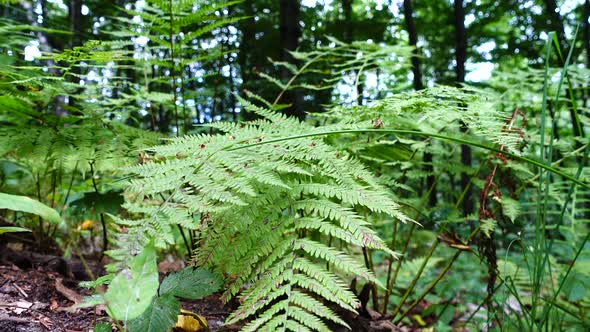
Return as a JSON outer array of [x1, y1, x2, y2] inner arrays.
[[394, 226, 480, 324], [390, 237, 440, 319], [227, 128, 589, 190], [89, 162, 108, 257]]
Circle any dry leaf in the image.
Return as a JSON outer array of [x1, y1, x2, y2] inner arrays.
[[13, 299, 32, 314], [50, 298, 59, 311], [175, 309, 208, 332], [54, 278, 82, 305]]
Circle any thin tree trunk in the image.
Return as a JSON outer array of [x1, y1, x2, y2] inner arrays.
[[454, 0, 473, 215], [403, 0, 437, 206], [279, 0, 304, 120], [341, 0, 364, 105], [342, 0, 353, 42], [69, 0, 83, 48], [238, 1, 258, 120]]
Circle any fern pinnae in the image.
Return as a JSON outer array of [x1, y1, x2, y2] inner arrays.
[[113, 96, 408, 330]]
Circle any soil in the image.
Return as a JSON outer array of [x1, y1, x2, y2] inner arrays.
[[0, 251, 234, 332], [0, 247, 410, 332]]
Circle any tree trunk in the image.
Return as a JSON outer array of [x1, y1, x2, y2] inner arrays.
[[403, 0, 436, 206], [341, 0, 364, 105], [69, 0, 83, 48], [342, 0, 353, 43], [454, 0, 473, 215], [237, 1, 258, 120], [279, 0, 304, 120]]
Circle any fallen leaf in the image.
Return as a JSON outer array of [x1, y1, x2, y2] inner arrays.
[[55, 278, 82, 305], [13, 299, 32, 314], [50, 298, 59, 311], [79, 219, 96, 230], [175, 309, 208, 332], [158, 257, 184, 273], [38, 316, 53, 330]]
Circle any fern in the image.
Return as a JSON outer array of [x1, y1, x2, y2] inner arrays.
[[116, 97, 409, 330]]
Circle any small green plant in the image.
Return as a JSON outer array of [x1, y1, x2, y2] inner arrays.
[[83, 242, 221, 331]]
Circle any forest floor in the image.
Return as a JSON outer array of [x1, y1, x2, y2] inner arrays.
[[0, 246, 232, 332], [0, 243, 418, 332]]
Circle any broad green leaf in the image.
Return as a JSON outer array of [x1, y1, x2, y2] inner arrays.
[[159, 267, 221, 300], [0, 192, 62, 224], [93, 322, 112, 332], [104, 242, 159, 322], [0, 226, 30, 235], [127, 294, 180, 332]]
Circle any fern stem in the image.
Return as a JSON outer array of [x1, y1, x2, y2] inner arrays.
[[177, 224, 191, 257], [538, 140, 589, 328], [386, 222, 415, 307], [463, 279, 505, 328], [227, 128, 590, 190], [382, 172, 438, 313], [539, 231, 590, 329], [272, 53, 322, 107], [61, 161, 78, 214], [389, 161, 482, 316], [390, 237, 440, 319], [89, 162, 108, 256], [531, 34, 554, 323], [35, 171, 44, 247], [394, 226, 480, 324], [382, 219, 398, 313], [361, 246, 378, 309]]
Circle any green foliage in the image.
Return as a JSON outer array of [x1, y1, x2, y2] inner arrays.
[[128, 266, 221, 332], [115, 98, 408, 330], [159, 267, 221, 300], [0, 192, 62, 224], [127, 294, 180, 332], [0, 226, 30, 234], [92, 322, 113, 332], [1, 0, 589, 330], [103, 242, 159, 322]]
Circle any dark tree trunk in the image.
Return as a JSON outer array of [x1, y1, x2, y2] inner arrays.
[[543, 0, 567, 48], [403, 0, 437, 206], [279, 0, 304, 120], [69, 0, 83, 48], [342, 0, 353, 43], [404, 0, 423, 91], [341, 0, 364, 105], [454, 0, 466, 84], [237, 1, 258, 120], [67, 0, 84, 113], [454, 0, 473, 215]]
